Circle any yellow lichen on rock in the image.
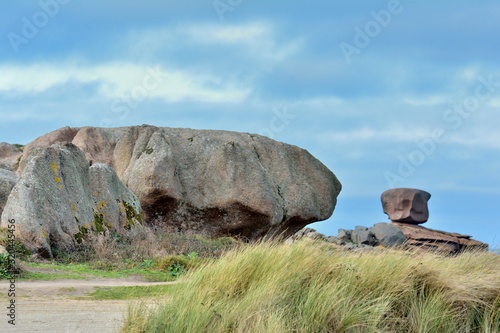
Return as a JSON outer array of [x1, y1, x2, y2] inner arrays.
[[50, 161, 59, 176], [51, 161, 63, 187], [96, 200, 106, 211]]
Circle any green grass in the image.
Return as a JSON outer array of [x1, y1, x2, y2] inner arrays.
[[122, 241, 500, 333], [88, 284, 177, 300], [19, 262, 172, 281]]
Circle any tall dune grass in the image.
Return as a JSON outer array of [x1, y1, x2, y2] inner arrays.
[[122, 241, 500, 333]]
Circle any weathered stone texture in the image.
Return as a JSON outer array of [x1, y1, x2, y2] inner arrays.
[[0, 143, 141, 257]]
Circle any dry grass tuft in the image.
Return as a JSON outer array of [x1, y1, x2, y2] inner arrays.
[[122, 241, 500, 333]]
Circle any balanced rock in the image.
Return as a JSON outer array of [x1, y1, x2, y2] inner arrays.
[[17, 125, 341, 239], [0, 143, 142, 257], [381, 188, 431, 224]]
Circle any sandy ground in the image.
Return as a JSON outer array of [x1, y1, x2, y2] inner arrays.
[[0, 276, 174, 333]]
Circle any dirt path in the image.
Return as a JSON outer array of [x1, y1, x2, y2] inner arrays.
[[0, 277, 174, 333]]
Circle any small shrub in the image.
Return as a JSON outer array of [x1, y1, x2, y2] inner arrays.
[[167, 262, 186, 278], [156, 253, 201, 279], [0, 253, 12, 279], [141, 259, 154, 269]]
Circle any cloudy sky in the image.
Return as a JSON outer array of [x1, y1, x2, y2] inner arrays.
[[1, 1, 499, 247]]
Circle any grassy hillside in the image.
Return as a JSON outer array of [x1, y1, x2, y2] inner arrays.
[[122, 241, 500, 333]]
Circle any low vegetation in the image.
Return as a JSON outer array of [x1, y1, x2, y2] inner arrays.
[[122, 241, 500, 333], [2, 225, 499, 332], [88, 284, 177, 300], [0, 225, 239, 281]]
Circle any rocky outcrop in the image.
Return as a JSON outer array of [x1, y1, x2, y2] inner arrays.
[[16, 125, 341, 239], [291, 187, 488, 255], [0, 143, 142, 257], [381, 188, 431, 224], [371, 222, 407, 247], [292, 223, 488, 255], [350, 226, 377, 246], [0, 143, 23, 172], [391, 222, 488, 253], [0, 169, 17, 217]]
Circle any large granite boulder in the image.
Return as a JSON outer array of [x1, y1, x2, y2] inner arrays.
[[0, 169, 17, 218], [0, 143, 142, 257], [18, 125, 341, 239], [381, 188, 431, 224]]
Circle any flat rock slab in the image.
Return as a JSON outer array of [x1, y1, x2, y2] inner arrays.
[[392, 222, 488, 253]]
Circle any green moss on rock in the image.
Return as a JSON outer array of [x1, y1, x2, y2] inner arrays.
[[93, 210, 106, 233], [122, 201, 143, 227], [74, 225, 88, 244]]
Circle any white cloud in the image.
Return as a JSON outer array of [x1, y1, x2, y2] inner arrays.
[[486, 97, 500, 108], [0, 62, 250, 103], [435, 182, 500, 195], [181, 22, 271, 44], [125, 21, 303, 68], [402, 95, 449, 106], [318, 127, 438, 144], [446, 132, 500, 150]]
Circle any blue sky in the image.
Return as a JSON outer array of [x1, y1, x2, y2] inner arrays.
[[1, 1, 499, 246]]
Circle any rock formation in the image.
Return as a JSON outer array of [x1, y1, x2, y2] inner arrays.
[[381, 188, 431, 224], [2, 125, 341, 249], [370, 222, 407, 248], [292, 188, 488, 255], [292, 224, 488, 255], [0, 143, 142, 257]]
